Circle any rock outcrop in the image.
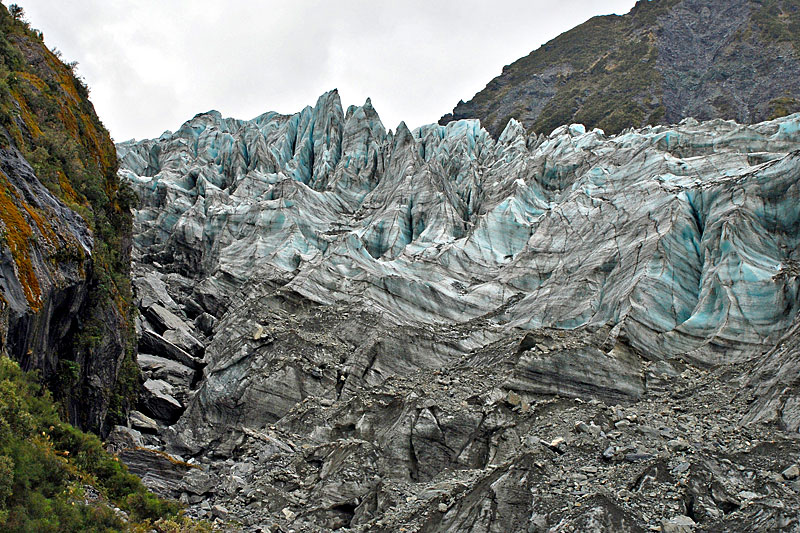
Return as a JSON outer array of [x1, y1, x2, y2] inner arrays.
[[117, 90, 800, 531], [441, 0, 800, 136], [0, 145, 92, 365]]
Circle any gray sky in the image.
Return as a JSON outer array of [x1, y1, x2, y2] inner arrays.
[[16, 1, 637, 142]]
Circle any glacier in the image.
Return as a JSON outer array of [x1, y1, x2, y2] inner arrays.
[[115, 91, 800, 532], [119, 90, 800, 367]]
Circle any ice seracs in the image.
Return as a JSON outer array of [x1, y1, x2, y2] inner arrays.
[[119, 92, 800, 368]]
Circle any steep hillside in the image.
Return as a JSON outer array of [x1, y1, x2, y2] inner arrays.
[[440, 0, 800, 136], [0, 3, 135, 434], [0, 4, 212, 531]]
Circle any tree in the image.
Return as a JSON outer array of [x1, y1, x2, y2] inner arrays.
[[8, 4, 23, 20]]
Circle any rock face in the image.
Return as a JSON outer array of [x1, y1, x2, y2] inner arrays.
[[118, 93, 800, 531], [0, 146, 92, 368], [441, 0, 800, 136], [0, 5, 135, 434]]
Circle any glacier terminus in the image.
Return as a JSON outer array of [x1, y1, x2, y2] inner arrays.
[[115, 90, 800, 531]]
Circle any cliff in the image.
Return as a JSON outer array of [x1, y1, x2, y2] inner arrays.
[[0, 3, 135, 434]]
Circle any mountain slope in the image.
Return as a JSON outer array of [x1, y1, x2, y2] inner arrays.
[[440, 0, 800, 136], [0, 5, 212, 530]]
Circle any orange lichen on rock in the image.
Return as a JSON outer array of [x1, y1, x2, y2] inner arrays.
[[77, 113, 116, 173], [10, 90, 43, 139], [21, 201, 57, 248], [17, 72, 46, 91], [57, 171, 80, 205], [57, 104, 80, 139], [42, 52, 82, 104], [0, 176, 42, 311]]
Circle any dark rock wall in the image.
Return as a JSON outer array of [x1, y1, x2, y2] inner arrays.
[[0, 147, 91, 369]]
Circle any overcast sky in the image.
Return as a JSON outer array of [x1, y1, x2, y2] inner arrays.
[[16, 1, 637, 142]]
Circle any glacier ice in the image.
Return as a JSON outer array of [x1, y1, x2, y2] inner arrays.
[[118, 91, 800, 367]]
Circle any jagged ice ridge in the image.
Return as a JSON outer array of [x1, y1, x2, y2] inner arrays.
[[118, 90, 800, 368]]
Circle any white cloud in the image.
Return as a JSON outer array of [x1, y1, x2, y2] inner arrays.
[[15, 0, 637, 141]]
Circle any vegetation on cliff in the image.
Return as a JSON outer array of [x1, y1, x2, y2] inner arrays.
[[0, 2, 138, 432], [0, 355, 209, 532]]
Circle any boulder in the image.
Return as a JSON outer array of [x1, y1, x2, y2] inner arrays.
[[137, 353, 195, 388], [163, 328, 204, 358], [141, 379, 184, 423], [139, 329, 203, 369], [129, 410, 160, 433]]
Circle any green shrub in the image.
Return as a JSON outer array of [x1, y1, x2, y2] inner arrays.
[[0, 355, 187, 531]]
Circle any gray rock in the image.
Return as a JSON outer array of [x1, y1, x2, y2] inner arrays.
[[782, 464, 800, 480], [661, 515, 696, 533], [505, 342, 645, 404], [195, 312, 217, 335], [182, 469, 216, 496], [637, 425, 661, 438], [106, 425, 144, 450], [129, 410, 160, 433], [667, 438, 690, 452], [139, 329, 203, 369], [574, 421, 591, 434], [673, 462, 691, 474], [141, 379, 184, 423], [136, 272, 180, 311], [137, 353, 195, 388], [624, 453, 655, 463], [163, 328, 205, 358], [118, 447, 195, 498], [528, 513, 548, 533], [144, 303, 192, 333]]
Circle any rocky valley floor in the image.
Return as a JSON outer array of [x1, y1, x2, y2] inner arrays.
[[109, 270, 800, 532]]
